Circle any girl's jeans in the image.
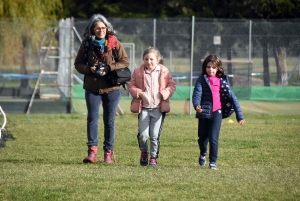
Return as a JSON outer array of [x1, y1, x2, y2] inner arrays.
[[85, 89, 121, 151], [197, 109, 222, 164]]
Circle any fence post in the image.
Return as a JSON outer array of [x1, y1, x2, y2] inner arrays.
[[189, 16, 195, 115], [248, 20, 252, 86], [70, 17, 74, 113], [153, 19, 156, 47]]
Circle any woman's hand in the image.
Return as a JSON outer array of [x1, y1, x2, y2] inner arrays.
[[90, 66, 96, 73], [196, 105, 202, 113]]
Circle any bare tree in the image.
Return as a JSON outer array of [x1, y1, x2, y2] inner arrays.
[[274, 47, 288, 85], [0, 1, 63, 89]]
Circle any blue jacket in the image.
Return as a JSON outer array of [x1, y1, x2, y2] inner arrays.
[[192, 75, 244, 121]]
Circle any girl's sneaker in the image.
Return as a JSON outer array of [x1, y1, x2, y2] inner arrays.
[[149, 158, 157, 166], [140, 152, 148, 166], [199, 155, 206, 166], [209, 163, 218, 170]]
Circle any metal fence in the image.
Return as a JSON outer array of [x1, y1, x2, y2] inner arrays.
[[0, 17, 300, 113], [1, 17, 300, 113], [72, 17, 300, 88]]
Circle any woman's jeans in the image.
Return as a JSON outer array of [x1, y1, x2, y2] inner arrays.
[[85, 89, 121, 151], [197, 110, 222, 164]]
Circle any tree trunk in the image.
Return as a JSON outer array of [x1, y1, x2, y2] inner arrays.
[[274, 48, 281, 84], [20, 36, 29, 89], [274, 47, 288, 85], [262, 39, 270, 86]]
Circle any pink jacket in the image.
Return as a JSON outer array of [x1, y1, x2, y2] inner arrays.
[[128, 64, 176, 113]]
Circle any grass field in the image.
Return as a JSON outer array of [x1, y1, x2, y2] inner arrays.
[[0, 113, 299, 200]]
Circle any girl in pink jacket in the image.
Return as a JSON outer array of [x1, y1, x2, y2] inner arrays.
[[128, 47, 176, 166]]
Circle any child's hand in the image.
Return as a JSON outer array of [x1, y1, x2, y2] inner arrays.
[[137, 91, 144, 98], [238, 119, 245, 125], [196, 105, 202, 113]]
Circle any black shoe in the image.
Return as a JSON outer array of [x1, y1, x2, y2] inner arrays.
[[140, 152, 148, 166], [199, 155, 206, 166]]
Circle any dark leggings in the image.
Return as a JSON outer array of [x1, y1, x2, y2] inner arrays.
[[197, 110, 222, 164]]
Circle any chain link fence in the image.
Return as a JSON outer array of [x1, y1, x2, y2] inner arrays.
[[72, 17, 300, 115], [1, 17, 300, 114], [73, 18, 300, 87]]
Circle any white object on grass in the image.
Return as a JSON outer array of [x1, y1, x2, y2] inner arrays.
[[0, 106, 7, 139]]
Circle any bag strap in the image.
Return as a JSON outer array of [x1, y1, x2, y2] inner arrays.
[[84, 40, 90, 64], [112, 48, 119, 62]]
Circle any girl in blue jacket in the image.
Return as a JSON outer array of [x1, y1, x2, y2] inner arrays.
[[192, 55, 245, 170]]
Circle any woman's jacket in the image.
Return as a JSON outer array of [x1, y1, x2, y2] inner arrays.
[[74, 35, 129, 94], [128, 64, 176, 113], [192, 74, 244, 121]]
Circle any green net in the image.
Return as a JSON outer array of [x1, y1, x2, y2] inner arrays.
[[72, 84, 300, 115]]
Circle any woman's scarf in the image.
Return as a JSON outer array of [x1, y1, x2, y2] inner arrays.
[[92, 38, 105, 53], [91, 35, 118, 59]]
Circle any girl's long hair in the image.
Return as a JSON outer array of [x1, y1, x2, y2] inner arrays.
[[201, 54, 224, 77]]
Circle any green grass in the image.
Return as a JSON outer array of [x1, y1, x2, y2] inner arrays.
[[0, 114, 299, 200]]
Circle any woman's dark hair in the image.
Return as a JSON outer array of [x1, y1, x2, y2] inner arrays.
[[83, 14, 116, 40], [201, 54, 224, 77]]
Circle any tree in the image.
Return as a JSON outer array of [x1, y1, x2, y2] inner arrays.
[[243, 0, 299, 86], [0, 0, 63, 89], [62, 0, 156, 18], [62, 0, 300, 87]]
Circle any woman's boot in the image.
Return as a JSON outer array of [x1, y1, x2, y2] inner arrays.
[[104, 150, 115, 163], [83, 146, 98, 163]]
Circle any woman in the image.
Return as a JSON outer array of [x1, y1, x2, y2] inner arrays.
[[74, 14, 129, 163]]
